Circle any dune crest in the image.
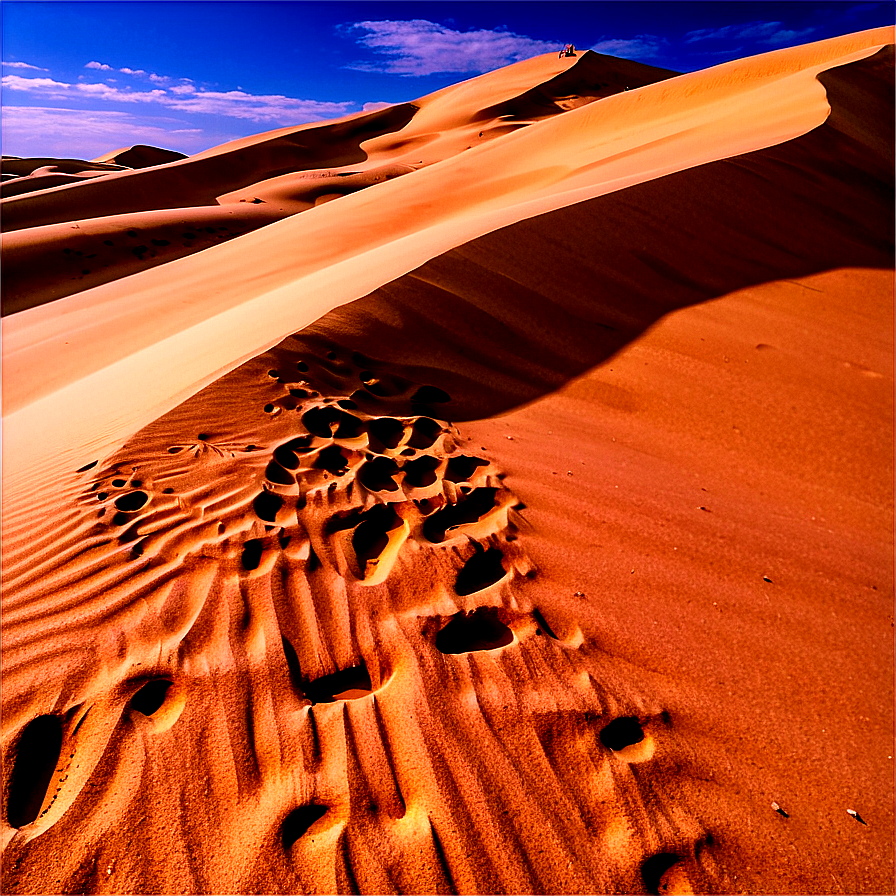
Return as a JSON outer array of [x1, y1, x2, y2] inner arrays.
[[2, 29, 892, 500], [2, 28, 894, 895]]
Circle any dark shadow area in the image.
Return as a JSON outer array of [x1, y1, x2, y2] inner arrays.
[[265, 459, 295, 485], [281, 637, 303, 694], [314, 445, 350, 476], [600, 716, 645, 751], [113, 491, 148, 512], [262, 48, 892, 424], [402, 456, 441, 488], [445, 455, 489, 483], [532, 608, 559, 640], [241, 539, 264, 571], [303, 665, 373, 703], [273, 444, 301, 470], [252, 492, 283, 523], [302, 406, 364, 440], [352, 504, 402, 568], [455, 548, 507, 595], [130, 680, 173, 716], [477, 51, 678, 123], [408, 417, 442, 449], [411, 386, 451, 404], [358, 457, 400, 492], [254, 491, 283, 523], [282, 804, 328, 849], [642, 853, 682, 895], [424, 488, 498, 543], [6, 715, 62, 828], [367, 417, 405, 450], [435, 606, 514, 653]]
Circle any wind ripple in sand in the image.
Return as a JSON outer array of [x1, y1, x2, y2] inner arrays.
[[1, 341, 722, 894]]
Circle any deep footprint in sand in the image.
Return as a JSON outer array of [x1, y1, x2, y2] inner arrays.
[[49, 345, 714, 894], [435, 607, 514, 653], [6, 716, 63, 829]]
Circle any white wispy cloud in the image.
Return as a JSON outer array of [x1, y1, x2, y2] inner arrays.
[[590, 35, 667, 59], [685, 21, 816, 45], [362, 101, 394, 112], [2, 60, 48, 71], [2, 75, 167, 103], [85, 60, 113, 71], [762, 26, 817, 44], [343, 19, 558, 75], [77, 82, 169, 102], [119, 67, 146, 76], [2, 75, 354, 125], [0, 105, 213, 158], [165, 89, 352, 122], [2, 74, 73, 93]]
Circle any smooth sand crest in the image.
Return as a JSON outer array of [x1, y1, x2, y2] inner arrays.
[[2, 29, 891, 500], [1, 29, 893, 896]]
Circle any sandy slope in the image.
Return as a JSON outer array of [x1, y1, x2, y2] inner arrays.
[[2, 30, 888, 492], [1, 28, 894, 895]]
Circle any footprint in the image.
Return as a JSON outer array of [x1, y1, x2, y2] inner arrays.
[[351, 504, 407, 581], [6, 715, 63, 828], [282, 805, 329, 849], [402, 456, 441, 489], [423, 487, 498, 543], [435, 607, 514, 654], [358, 457, 400, 492], [444, 455, 489, 483], [130, 680, 173, 717], [253, 491, 284, 523], [303, 665, 373, 704], [600, 715, 658, 763], [455, 547, 507, 596], [642, 853, 689, 895], [367, 417, 405, 451], [241, 539, 264, 571], [113, 491, 148, 512]]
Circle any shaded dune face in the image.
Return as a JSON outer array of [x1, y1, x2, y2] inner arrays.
[[288, 46, 893, 425], [0, 44, 893, 896]]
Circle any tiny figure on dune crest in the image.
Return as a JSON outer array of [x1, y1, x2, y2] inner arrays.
[[559, 43, 577, 58]]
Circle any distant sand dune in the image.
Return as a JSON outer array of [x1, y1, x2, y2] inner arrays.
[[1, 28, 893, 895]]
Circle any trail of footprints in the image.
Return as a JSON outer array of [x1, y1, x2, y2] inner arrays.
[[2, 345, 718, 894]]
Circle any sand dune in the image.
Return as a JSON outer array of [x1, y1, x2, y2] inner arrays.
[[1, 28, 893, 895], [2, 30, 889, 492]]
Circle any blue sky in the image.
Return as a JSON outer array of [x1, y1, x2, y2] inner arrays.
[[2, 2, 892, 160]]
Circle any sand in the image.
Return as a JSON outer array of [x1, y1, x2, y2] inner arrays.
[[1, 28, 893, 895]]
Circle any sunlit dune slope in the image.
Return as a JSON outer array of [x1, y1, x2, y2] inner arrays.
[[0, 28, 893, 896], [2, 28, 891, 493], [0, 51, 674, 314]]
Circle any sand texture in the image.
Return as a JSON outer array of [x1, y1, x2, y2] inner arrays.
[[1, 29, 894, 895]]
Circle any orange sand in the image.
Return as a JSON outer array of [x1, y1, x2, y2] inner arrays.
[[1, 28, 893, 895]]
